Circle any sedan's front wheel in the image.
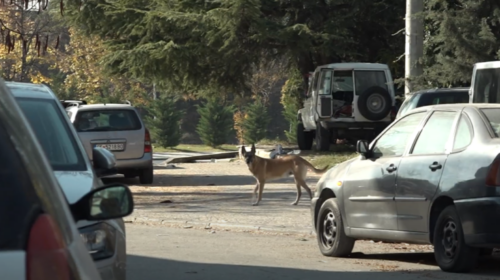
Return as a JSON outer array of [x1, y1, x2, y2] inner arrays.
[[433, 205, 479, 272], [316, 198, 355, 257]]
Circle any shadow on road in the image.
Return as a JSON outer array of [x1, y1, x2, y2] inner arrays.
[[127, 254, 499, 280], [349, 252, 500, 276], [103, 174, 319, 187]]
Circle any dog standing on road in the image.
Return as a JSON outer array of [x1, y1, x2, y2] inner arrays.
[[240, 144, 328, 206]]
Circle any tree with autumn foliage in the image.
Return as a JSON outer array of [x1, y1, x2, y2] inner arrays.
[[0, 0, 62, 83]]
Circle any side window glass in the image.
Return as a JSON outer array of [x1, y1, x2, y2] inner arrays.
[[453, 114, 473, 150], [318, 70, 332, 95], [372, 112, 426, 158], [412, 111, 457, 155]]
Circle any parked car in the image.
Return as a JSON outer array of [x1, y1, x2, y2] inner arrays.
[[396, 87, 470, 119], [297, 63, 396, 151], [64, 101, 154, 184], [0, 78, 133, 280], [6, 82, 130, 280], [470, 60, 500, 103], [311, 103, 500, 273]]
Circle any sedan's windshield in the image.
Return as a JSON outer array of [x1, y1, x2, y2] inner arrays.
[[14, 97, 87, 171]]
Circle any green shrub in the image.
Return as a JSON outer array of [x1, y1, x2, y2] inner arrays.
[[242, 98, 270, 144], [196, 97, 235, 147], [145, 96, 184, 148]]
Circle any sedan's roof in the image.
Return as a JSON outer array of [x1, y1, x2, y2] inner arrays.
[[411, 103, 500, 113]]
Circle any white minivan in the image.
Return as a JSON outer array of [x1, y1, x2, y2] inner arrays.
[[469, 61, 500, 103]]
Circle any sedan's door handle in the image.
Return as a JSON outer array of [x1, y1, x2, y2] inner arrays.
[[386, 164, 397, 173], [429, 162, 442, 171]]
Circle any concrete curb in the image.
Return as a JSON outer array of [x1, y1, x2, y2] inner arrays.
[[124, 216, 316, 236]]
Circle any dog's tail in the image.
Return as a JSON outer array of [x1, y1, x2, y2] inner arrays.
[[302, 158, 329, 174]]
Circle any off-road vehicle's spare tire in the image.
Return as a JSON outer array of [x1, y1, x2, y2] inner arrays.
[[357, 86, 392, 121]]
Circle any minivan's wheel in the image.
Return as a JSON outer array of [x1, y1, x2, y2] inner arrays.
[[433, 205, 479, 272], [139, 167, 154, 184], [315, 122, 330, 151], [297, 123, 313, 150], [316, 198, 355, 257], [357, 86, 392, 121]]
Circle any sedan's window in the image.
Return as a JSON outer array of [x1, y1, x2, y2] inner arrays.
[[412, 111, 457, 155], [372, 112, 426, 158], [480, 108, 500, 137], [15, 98, 87, 171], [453, 114, 473, 150], [417, 91, 469, 107]]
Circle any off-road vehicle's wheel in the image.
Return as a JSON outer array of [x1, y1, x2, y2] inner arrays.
[[297, 123, 313, 150], [316, 198, 355, 257], [357, 86, 392, 121], [139, 167, 154, 184], [433, 205, 479, 272], [315, 122, 330, 151]]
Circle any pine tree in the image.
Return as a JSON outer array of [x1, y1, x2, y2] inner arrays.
[[196, 98, 235, 147], [145, 96, 184, 148], [242, 99, 270, 144], [416, 0, 500, 88]]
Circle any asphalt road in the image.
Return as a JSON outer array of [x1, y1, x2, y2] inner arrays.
[[126, 224, 500, 280]]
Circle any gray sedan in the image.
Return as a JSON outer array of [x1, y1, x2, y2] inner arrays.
[[311, 103, 500, 273]]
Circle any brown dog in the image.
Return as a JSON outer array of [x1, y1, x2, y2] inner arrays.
[[240, 144, 328, 206]]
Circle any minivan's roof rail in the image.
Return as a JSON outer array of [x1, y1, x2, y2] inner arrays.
[[60, 100, 87, 108], [123, 100, 132, 106]]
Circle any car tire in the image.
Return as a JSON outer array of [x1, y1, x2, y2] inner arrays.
[[297, 123, 313, 150], [139, 167, 154, 184], [357, 86, 392, 121], [433, 205, 479, 273], [315, 122, 330, 151], [316, 198, 355, 257]]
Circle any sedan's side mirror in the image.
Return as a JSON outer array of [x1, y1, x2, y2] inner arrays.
[[356, 140, 369, 157], [93, 147, 117, 177], [70, 183, 134, 222]]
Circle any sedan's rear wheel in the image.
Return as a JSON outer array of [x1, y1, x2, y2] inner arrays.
[[433, 205, 479, 272], [316, 198, 355, 257]]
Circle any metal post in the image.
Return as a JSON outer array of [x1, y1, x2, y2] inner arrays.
[[405, 0, 424, 97]]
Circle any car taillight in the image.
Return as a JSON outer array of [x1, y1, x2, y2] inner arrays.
[[486, 157, 500, 186], [144, 128, 152, 153], [27, 214, 70, 280]]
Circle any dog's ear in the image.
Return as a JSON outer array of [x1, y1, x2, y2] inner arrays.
[[250, 143, 256, 154]]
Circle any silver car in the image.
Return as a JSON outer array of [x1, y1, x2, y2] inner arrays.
[[6, 82, 129, 280], [65, 102, 154, 184], [0, 78, 133, 280]]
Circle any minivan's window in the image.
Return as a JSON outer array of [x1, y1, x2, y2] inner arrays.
[[15, 98, 86, 171], [472, 68, 500, 103], [75, 110, 142, 132], [480, 108, 500, 137]]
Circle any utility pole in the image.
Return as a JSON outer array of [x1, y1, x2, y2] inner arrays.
[[405, 0, 424, 97]]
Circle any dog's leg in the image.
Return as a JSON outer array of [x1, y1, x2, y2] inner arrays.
[[292, 181, 302, 205], [251, 183, 259, 204], [253, 180, 265, 206]]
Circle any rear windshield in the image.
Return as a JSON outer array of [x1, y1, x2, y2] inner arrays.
[[472, 68, 500, 103], [15, 97, 87, 171], [481, 108, 500, 137], [417, 91, 469, 107], [75, 109, 142, 132]]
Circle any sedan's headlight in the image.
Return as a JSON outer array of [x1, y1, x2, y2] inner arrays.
[[79, 222, 116, 260]]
